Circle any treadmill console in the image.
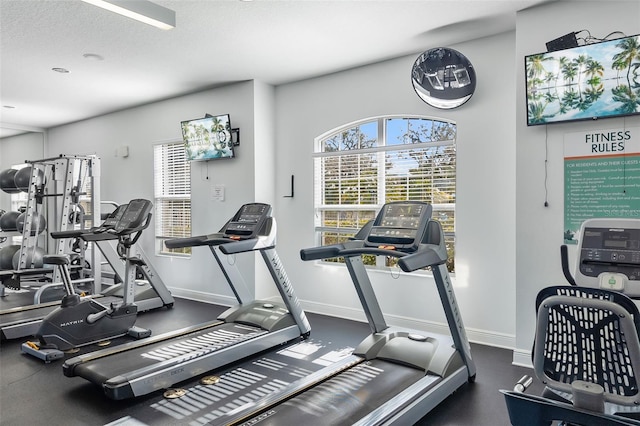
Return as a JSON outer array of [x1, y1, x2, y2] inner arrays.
[[576, 218, 640, 296], [223, 203, 272, 239], [365, 201, 433, 252]]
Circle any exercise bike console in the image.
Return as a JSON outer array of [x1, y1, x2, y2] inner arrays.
[[567, 218, 640, 297], [49, 203, 128, 240], [83, 199, 152, 241]]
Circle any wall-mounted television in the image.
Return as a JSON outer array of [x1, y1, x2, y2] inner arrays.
[[525, 34, 640, 126], [180, 114, 234, 161]]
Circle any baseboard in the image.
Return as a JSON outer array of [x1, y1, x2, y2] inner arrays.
[[168, 287, 283, 307], [512, 348, 533, 368], [300, 299, 516, 349], [167, 287, 236, 307], [166, 290, 519, 351]]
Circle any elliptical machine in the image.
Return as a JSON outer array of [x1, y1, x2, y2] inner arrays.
[[22, 199, 154, 362]]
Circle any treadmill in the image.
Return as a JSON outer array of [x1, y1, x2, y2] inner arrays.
[[0, 204, 174, 341], [214, 201, 476, 425], [62, 202, 311, 400]]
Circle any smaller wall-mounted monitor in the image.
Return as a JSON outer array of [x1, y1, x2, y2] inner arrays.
[[525, 34, 640, 126], [181, 114, 234, 161]]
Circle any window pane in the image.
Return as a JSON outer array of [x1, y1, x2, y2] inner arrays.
[[387, 118, 456, 145], [315, 116, 456, 272], [320, 209, 376, 230], [322, 121, 378, 152], [384, 144, 456, 204], [153, 142, 191, 256], [359, 121, 378, 148], [319, 153, 378, 205], [386, 118, 409, 145]]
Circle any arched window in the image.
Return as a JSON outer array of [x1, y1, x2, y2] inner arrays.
[[313, 115, 456, 271]]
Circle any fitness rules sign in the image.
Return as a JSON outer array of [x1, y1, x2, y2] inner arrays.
[[563, 126, 640, 244]]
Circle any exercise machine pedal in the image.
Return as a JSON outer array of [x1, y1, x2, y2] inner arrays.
[[21, 340, 64, 363], [127, 325, 151, 339]]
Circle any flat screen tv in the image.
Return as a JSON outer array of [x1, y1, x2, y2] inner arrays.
[[525, 34, 640, 126], [180, 114, 234, 161]]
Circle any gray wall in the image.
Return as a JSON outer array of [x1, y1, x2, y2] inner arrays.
[[45, 81, 274, 304], [513, 1, 640, 365], [273, 32, 517, 347]]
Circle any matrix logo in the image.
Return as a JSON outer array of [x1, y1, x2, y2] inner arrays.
[[270, 254, 293, 299], [60, 319, 83, 327]]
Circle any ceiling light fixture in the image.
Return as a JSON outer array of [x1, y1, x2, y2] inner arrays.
[[81, 0, 176, 30]]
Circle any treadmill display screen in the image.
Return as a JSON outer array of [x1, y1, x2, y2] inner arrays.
[[237, 204, 267, 223], [225, 203, 271, 238], [379, 203, 424, 229], [365, 202, 432, 252]]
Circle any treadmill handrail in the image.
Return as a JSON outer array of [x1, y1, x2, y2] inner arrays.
[[165, 234, 271, 254], [398, 246, 447, 272], [339, 247, 408, 258], [300, 239, 366, 261], [219, 236, 275, 255], [165, 233, 225, 248], [299, 244, 343, 261], [300, 241, 446, 271]]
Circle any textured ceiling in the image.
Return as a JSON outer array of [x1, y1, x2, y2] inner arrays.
[[0, 0, 553, 137]]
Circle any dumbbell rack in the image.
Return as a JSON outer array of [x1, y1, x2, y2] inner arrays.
[[15, 154, 102, 293]]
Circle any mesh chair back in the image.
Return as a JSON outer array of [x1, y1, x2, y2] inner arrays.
[[534, 286, 640, 406]]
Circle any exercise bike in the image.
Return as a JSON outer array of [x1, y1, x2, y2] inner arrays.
[[22, 199, 154, 362], [503, 218, 640, 425]]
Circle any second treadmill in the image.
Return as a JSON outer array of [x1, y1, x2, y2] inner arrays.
[[61, 203, 311, 400], [213, 201, 476, 425]]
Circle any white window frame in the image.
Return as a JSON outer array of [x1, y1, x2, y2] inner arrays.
[[153, 140, 191, 256], [313, 115, 456, 272]]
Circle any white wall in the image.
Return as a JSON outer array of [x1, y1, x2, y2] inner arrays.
[[513, 1, 640, 365], [274, 32, 517, 347], [252, 80, 279, 301], [46, 81, 263, 305]]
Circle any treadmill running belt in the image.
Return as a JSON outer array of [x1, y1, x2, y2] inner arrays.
[[235, 359, 425, 426], [71, 323, 267, 386]]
